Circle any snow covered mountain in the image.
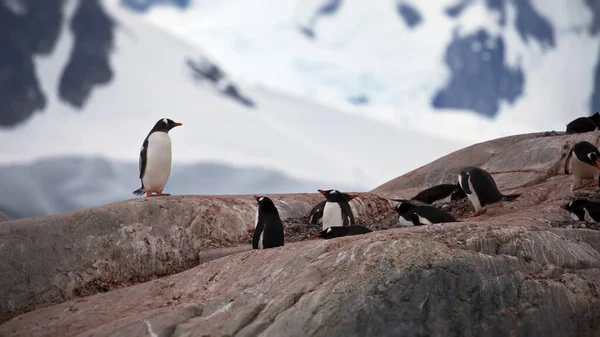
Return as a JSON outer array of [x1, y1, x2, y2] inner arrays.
[[134, 0, 600, 143], [0, 0, 466, 218]]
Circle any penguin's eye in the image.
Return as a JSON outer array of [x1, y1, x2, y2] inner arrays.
[[259, 197, 264, 202]]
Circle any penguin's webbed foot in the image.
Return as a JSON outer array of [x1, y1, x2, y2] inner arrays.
[[470, 209, 487, 217], [146, 191, 153, 197]]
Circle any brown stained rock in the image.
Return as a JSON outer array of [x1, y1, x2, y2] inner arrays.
[[3, 132, 600, 336], [1, 218, 599, 337], [0, 193, 391, 324]]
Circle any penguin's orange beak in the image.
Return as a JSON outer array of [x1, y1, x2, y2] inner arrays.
[[253, 195, 260, 201], [318, 189, 327, 195], [594, 160, 600, 169], [560, 204, 568, 209], [348, 195, 357, 200], [314, 233, 322, 237], [173, 122, 182, 127]]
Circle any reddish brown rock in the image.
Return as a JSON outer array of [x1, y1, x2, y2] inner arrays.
[[2, 132, 600, 337], [0, 193, 391, 324]]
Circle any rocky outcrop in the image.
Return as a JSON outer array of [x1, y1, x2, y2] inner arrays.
[[0, 193, 389, 323], [2, 131, 600, 337]]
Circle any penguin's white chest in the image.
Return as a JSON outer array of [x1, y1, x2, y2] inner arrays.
[[142, 132, 172, 192], [571, 155, 600, 179], [398, 215, 414, 227], [322, 202, 343, 230], [466, 177, 483, 211]]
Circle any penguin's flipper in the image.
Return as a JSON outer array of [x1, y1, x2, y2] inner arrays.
[[410, 213, 421, 226], [252, 223, 264, 249], [340, 201, 355, 226], [564, 148, 574, 174], [501, 193, 522, 201]]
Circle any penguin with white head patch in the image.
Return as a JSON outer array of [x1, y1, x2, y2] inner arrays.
[[318, 189, 355, 230], [309, 192, 357, 225], [314, 225, 372, 239], [252, 196, 284, 249], [458, 167, 521, 217], [133, 118, 182, 197], [560, 199, 600, 222], [392, 200, 457, 226], [564, 141, 600, 191]]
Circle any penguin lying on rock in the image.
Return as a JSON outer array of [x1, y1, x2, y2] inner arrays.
[[410, 183, 467, 205], [309, 192, 357, 226], [564, 141, 600, 191], [560, 199, 600, 222], [566, 112, 600, 134], [392, 200, 457, 226], [317, 189, 355, 230], [314, 225, 372, 239], [252, 196, 284, 249], [458, 167, 521, 217], [133, 118, 182, 197]]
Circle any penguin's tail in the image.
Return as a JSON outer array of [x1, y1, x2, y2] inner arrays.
[[501, 193, 521, 201], [132, 187, 145, 196]]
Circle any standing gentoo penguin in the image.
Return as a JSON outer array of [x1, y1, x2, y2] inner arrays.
[[458, 167, 521, 217], [252, 196, 284, 249], [560, 199, 600, 222], [318, 189, 355, 230], [392, 201, 457, 226], [564, 141, 600, 191], [309, 192, 357, 225], [133, 118, 182, 197], [314, 225, 372, 239], [411, 183, 466, 205]]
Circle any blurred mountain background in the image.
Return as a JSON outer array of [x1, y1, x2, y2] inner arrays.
[[0, 0, 598, 219]]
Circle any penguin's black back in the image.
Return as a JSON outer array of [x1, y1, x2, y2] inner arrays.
[[411, 184, 465, 204], [410, 205, 457, 225], [462, 167, 505, 206], [254, 197, 284, 249], [315, 225, 372, 239], [566, 117, 598, 134]]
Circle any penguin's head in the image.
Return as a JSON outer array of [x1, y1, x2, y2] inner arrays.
[[153, 118, 182, 132], [254, 195, 278, 213], [451, 183, 467, 200], [560, 199, 589, 211], [318, 189, 346, 202], [393, 202, 415, 215], [315, 227, 343, 239], [458, 171, 471, 194], [584, 152, 600, 169]]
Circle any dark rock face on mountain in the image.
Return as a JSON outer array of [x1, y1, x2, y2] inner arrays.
[[1, 132, 600, 336], [0, 0, 114, 128]]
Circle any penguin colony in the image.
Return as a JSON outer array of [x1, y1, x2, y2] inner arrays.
[[133, 115, 600, 250]]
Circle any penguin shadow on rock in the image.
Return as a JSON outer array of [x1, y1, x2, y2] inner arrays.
[[133, 118, 183, 197], [566, 112, 600, 134], [457, 167, 521, 217], [563, 141, 600, 192], [391, 199, 458, 227], [252, 196, 284, 250]]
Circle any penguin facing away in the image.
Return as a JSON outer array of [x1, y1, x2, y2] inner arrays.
[[314, 225, 372, 239], [566, 117, 598, 134], [458, 167, 521, 217], [564, 141, 600, 191], [309, 193, 357, 225], [133, 118, 182, 197], [318, 189, 355, 230], [411, 183, 467, 205], [252, 196, 284, 249]]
